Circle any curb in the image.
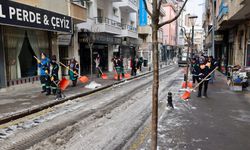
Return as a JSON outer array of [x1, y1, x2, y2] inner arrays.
[[0, 66, 170, 125]]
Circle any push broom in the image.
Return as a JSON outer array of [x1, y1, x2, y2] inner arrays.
[[181, 66, 218, 100]]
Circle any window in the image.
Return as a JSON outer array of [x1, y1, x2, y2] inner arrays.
[[113, 8, 118, 17]]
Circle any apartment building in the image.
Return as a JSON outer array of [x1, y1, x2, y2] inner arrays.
[[138, 0, 165, 66], [77, 0, 139, 74], [162, 2, 177, 62], [0, 0, 87, 88], [203, 0, 250, 73]]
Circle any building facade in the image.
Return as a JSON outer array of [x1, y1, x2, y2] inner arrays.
[[138, 0, 165, 66], [162, 2, 177, 62], [203, 0, 250, 73], [0, 0, 87, 88], [77, 0, 139, 74]]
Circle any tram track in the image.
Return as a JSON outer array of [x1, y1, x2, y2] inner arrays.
[[0, 65, 179, 150]]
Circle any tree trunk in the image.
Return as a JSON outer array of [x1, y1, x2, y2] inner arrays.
[[90, 45, 93, 80], [151, 25, 159, 150]]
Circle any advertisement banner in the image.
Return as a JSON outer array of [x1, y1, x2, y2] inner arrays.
[[0, 0, 72, 33], [139, 0, 147, 26]]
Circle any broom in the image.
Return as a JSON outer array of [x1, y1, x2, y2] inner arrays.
[[181, 66, 218, 100], [59, 62, 89, 83]]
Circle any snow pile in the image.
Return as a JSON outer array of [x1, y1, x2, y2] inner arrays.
[[85, 81, 102, 89]]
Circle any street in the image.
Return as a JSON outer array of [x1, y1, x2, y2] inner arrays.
[[1, 67, 250, 150], [1, 0, 250, 150], [0, 66, 181, 150]]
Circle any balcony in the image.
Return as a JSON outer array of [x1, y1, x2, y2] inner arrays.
[[118, 0, 137, 13], [94, 17, 122, 35], [138, 25, 152, 35], [117, 24, 138, 39], [160, 6, 166, 16], [70, 2, 87, 23]]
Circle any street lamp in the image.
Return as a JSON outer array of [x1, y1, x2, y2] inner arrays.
[[189, 15, 198, 59]]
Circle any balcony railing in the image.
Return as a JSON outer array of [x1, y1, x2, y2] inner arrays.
[[94, 17, 122, 34], [118, 0, 137, 12], [95, 17, 122, 28], [129, 0, 137, 5]]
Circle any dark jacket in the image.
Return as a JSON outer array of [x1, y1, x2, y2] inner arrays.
[[197, 65, 211, 81], [51, 62, 59, 81]]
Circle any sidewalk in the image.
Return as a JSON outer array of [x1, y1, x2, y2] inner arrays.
[[0, 67, 150, 123], [153, 71, 250, 150]]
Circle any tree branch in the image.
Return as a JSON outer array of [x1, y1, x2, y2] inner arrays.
[[142, 0, 152, 17], [157, 0, 163, 12], [158, 0, 188, 28]]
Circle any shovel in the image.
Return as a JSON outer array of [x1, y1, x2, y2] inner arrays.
[[97, 67, 108, 79], [181, 81, 193, 88], [181, 67, 218, 100], [59, 62, 89, 84], [113, 68, 122, 80], [34, 56, 70, 91]]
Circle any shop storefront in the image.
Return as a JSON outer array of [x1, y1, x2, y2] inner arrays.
[[78, 32, 121, 74], [119, 37, 138, 59], [0, 1, 72, 88]]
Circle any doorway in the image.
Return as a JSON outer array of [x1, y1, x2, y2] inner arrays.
[[80, 43, 108, 75]]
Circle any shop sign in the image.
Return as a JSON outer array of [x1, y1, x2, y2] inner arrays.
[[0, 0, 72, 33], [57, 34, 72, 46], [215, 34, 223, 41]]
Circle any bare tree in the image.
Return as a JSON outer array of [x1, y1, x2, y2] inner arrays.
[[142, 0, 189, 149], [82, 27, 99, 80]]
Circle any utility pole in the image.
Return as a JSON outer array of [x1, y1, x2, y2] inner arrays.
[[212, 0, 215, 57]]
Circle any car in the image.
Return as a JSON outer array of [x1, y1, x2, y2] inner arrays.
[[178, 52, 188, 67]]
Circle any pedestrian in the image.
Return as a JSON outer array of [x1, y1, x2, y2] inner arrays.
[[113, 56, 122, 80], [207, 56, 218, 83], [197, 59, 211, 98], [94, 54, 102, 78], [191, 58, 199, 84], [37, 52, 51, 95], [131, 57, 139, 76], [50, 55, 62, 99], [68, 58, 79, 87], [119, 56, 125, 78], [138, 57, 143, 71]]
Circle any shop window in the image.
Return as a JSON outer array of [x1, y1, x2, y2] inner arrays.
[[18, 36, 37, 77]]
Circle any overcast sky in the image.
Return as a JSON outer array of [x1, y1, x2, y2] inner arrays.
[[185, 0, 205, 27]]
